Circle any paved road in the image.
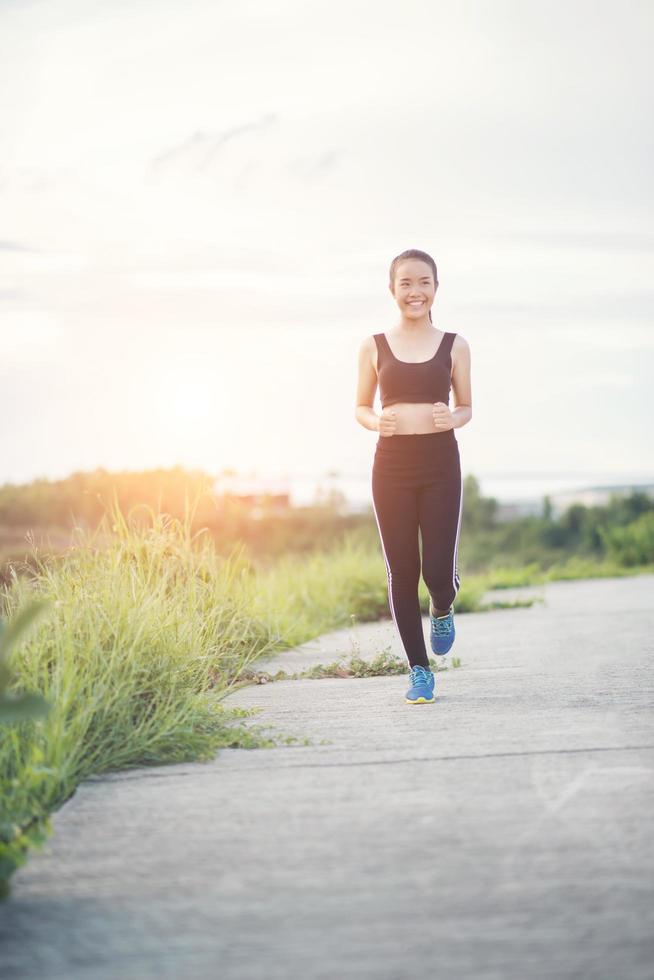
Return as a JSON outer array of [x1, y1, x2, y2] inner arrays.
[[2, 575, 653, 979]]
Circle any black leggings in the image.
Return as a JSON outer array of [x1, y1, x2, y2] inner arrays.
[[371, 430, 463, 669]]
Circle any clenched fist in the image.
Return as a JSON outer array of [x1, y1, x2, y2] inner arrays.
[[432, 402, 454, 432], [378, 407, 398, 437]]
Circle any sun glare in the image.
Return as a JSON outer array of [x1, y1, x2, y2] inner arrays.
[[166, 385, 215, 425]]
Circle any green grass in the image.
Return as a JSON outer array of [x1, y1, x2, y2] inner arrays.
[[0, 504, 294, 894], [476, 555, 654, 588], [235, 649, 462, 685]]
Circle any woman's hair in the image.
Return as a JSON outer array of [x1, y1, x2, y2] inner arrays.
[[389, 249, 438, 323]]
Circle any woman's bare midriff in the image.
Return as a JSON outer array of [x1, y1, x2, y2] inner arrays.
[[381, 402, 442, 435]]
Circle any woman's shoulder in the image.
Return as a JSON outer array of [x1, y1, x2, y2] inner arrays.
[[357, 333, 379, 350], [450, 331, 469, 351], [357, 334, 381, 368], [358, 333, 385, 354]]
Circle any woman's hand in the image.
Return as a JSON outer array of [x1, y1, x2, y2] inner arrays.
[[378, 407, 398, 437], [432, 402, 454, 432]]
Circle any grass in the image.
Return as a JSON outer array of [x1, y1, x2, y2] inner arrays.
[[235, 649, 462, 685], [0, 502, 310, 895]]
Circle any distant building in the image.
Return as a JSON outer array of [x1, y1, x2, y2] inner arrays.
[[213, 474, 291, 517], [213, 472, 352, 514], [495, 500, 543, 522]]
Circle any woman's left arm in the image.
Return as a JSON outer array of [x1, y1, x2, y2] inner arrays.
[[450, 334, 472, 430]]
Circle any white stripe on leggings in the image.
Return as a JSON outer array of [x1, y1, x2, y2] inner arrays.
[[452, 478, 463, 595], [371, 494, 400, 635]]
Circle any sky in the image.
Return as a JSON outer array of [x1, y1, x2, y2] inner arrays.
[[1, 0, 653, 502]]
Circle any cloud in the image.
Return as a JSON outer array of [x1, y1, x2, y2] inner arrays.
[[0, 239, 41, 252], [148, 113, 279, 176], [494, 232, 654, 252]]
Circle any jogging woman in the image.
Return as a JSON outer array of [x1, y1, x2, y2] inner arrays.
[[355, 249, 473, 704]]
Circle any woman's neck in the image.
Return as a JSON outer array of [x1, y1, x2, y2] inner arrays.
[[396, 315, 435, 333]]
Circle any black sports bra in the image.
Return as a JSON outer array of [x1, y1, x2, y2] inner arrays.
[[373, 332, 456, 409]]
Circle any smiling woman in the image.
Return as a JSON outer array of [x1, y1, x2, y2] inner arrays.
[[355, 248, 472, 706]]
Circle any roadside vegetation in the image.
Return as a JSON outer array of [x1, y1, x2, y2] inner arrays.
[[1, 468, 652, 896]]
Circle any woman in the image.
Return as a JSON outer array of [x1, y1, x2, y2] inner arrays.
[[355, 249, 473, 704]]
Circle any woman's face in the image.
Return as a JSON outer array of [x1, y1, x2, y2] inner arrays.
[[390, 259, 437, 319]]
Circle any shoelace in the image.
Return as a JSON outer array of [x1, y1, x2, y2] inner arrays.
[[431, 612, 453, 637], [410, 665, 432, 684]]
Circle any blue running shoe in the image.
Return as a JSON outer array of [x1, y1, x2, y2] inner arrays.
[[405, 664, 435, 704], [430, 601, 455, 655]]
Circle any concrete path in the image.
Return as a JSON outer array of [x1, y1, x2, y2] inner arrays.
[[2, 575, 654, 980]]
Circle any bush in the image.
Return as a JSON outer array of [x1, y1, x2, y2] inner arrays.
[[599, 511, 654, 566]]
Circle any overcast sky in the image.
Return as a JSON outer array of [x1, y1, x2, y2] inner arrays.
[[1, 0, 652, 498]]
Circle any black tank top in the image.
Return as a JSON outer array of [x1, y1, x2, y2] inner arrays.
[[373, 331, 456, 408]]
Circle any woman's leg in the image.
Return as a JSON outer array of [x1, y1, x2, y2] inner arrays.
[[418, 461, 463, 613], [371, 469, 429, 668]]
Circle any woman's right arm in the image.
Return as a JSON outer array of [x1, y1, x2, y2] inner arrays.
[[354, 337, 381, 432]]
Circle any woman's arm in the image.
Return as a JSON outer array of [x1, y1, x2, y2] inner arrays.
[[450, 334, 473, 430], [355, 336, 381, 432]]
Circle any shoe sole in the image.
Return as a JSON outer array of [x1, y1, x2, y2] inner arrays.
[[405, 695, 435, 704]]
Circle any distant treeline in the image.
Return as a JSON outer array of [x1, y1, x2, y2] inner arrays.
[[0, 467, 218, 529], [0, 466, 364, 564], [0, 466, 653, 571], [463, 479, 654, 570]]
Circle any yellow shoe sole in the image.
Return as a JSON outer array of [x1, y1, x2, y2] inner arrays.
[[405, 695, 435, 704]]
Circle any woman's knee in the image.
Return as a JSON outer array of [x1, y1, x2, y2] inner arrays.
[[386, 558, 421, 593], [422, 561, 459, 605]]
